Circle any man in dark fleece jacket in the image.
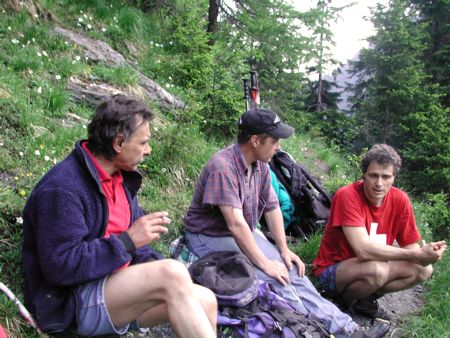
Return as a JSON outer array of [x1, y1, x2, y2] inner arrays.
[[22, 95, 217, 337]]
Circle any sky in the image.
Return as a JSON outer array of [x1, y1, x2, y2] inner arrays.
[[292, 0, 390, 65]]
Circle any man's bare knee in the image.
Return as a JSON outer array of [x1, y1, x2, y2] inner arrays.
[[366, 261, 390, 288], [202, 286, 218, 310], [154, 259, 195, 297], [416, 264, 433, 283]]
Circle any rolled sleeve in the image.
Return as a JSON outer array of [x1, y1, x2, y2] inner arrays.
[[202, 171, 242, 208]]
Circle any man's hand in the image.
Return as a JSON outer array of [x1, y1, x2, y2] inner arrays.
[[262, 260, 290, 286], [280, 248, 306, 277], [417, 240, 447, 266], [127, 212, 171, 248]]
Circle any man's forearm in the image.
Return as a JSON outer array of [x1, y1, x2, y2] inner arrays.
[[229, 224, 270, 269], [264, 208, 289, 253], [356, 242, 421, 262]]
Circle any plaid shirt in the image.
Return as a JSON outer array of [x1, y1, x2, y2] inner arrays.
[[183, 142, 279, 236]]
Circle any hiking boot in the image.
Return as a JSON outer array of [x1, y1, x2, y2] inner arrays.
[[350, 295, 392, 320], [350, 319, 390, 338]]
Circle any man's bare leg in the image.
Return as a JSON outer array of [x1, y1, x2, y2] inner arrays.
[[376, 260, 432, 294], [335, 258, 432, 303], [104, 259, 217, 338]]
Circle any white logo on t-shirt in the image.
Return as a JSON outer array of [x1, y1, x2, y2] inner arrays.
[[369, 222, 387, 245]]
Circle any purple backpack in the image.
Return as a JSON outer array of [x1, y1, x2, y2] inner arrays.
[[189, 251, 330, 338]]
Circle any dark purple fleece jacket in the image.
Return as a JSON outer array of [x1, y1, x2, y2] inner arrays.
[[22, 140, 162, 332]]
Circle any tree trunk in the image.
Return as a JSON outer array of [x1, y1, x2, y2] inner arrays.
[[207, 0, 220, 46]]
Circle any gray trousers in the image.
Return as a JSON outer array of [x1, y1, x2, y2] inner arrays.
[[186, 231, 357, 337]]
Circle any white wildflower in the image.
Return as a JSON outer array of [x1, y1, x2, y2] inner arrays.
[[44, 155, 50, 161], [101, 27, 106, 32], [87, 24, 92, 30], [65, 41, 69, 45], [34, 14, 38, 18], [36, 86, 42, 94], [42, 50, 48, 57], [35, 149, 41, 156], [75, 55, 81, 61], [53, 158, 57, 164], [162, 168, 167, 173], [7, 26, 11, 30], [0, 142, 3, 146], [32, 38, 35, 42], [153, 127, 158, 132], [19, 151, 24, 157], [78, 17, 83, 22], [55, 74, 61, 80], [37, 51, 42, 57], [11, 38, 19, 44], [82, 125, 87, 129], [16, 217, 23, 224]]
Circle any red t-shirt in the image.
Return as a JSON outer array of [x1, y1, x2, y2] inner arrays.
[[312, 180, 421, 276], [82, 142, 131, 269]]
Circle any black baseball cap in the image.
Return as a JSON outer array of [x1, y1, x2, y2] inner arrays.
[[237, 108, 294, 139]]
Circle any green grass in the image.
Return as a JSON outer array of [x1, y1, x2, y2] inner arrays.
[[0, 1, 449, 337]]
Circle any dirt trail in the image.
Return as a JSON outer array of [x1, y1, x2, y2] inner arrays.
[[351, 285, 425, 338], [134, 285, 425, 338]]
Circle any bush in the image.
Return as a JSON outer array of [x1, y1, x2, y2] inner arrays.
[[416, 193, 450, 241]]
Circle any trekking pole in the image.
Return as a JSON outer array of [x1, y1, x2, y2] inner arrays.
[[0, 282, 48, 337], [249, 70, 260, 108], [243, 78, 251, 111]]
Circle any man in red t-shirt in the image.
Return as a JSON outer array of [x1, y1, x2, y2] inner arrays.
[[313, 144, 447, 320]]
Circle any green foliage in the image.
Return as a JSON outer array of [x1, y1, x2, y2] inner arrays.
[[405, 253, 450, 337], [289, 232, 322, 265], [415, 193, 450, 241], [0, 0, 449, 336], [90, 64, 139, 87], [348, 0, 450, 195]]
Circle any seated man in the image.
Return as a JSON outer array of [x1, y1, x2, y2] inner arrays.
[[22, 95, 217, 337], [313, 144, 447, 319], [183, 108, 389, 338]]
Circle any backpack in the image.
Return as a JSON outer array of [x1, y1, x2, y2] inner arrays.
[[269, 150, 332, 240], [189, 251, 330, 338]]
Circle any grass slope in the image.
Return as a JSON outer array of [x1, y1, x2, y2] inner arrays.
[[0, 2, 448, 337]]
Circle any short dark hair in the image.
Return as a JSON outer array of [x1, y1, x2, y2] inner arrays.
[[237, 130, 271, 144], [360, 144, 402, 175], [87, 94, 154, 160]]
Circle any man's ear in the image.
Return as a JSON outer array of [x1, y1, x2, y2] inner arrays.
[[249, 134, 259, 148], [112, 134, 124, 154]]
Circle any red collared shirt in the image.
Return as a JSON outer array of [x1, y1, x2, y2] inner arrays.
[[82, 142, 131, 268]]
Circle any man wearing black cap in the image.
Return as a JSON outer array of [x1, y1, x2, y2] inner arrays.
[[183, 108, 390, 338]]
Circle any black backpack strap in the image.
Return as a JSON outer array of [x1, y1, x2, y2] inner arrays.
[[296, 162, 331, 205]]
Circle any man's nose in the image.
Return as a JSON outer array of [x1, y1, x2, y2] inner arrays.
[[275, 142, 281, 152], [144, 143, 152, 156]]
